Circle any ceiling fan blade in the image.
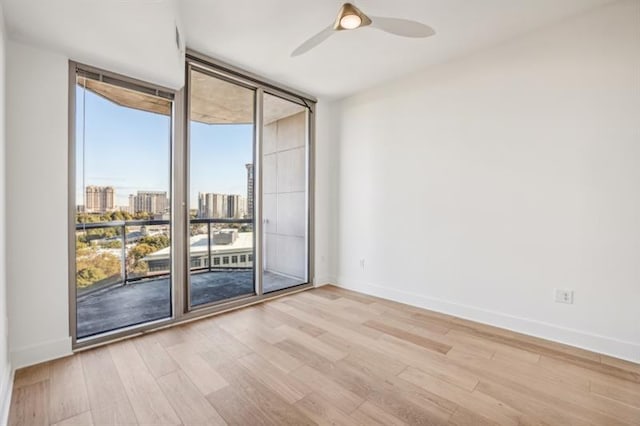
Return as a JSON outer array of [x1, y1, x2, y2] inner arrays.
[[291, 25, 335, 57], [370, 16, 435, 38]]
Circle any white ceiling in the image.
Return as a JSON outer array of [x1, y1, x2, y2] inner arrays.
[[1, 0, 185, 89], [2, 0, 619, 99]]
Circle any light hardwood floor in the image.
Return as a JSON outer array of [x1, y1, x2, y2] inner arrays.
[[8, 285, 640, 425]]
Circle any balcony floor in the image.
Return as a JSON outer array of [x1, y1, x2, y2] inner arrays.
[[77, 270, 302, 339]]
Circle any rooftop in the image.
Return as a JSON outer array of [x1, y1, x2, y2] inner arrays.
[[144, 230, 254, 261]]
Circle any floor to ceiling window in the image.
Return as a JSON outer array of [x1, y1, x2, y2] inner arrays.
[[70, 54, 315, 346], [187, 67, 257, 307], [72, 66, 174, 339]]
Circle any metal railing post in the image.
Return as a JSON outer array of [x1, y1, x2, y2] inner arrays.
[[207, 221, 212, 272], [121, 223, 127, 285]]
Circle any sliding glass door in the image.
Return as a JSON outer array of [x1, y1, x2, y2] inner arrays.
[[187, 67, 256, 308], [71, 54, 314, 346]]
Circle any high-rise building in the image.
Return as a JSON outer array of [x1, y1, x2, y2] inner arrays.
[[128, 191, 169, 214], [85, 186, 115, 213], [198, 193, 210, 218], [246, 163, 254, 218], [198, 193, 225, 218], [226, 195, 248, 219], [237, 196, 247, 219], [198, 193, 247, 219]]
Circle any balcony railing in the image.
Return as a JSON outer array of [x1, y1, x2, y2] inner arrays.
[[75, 218, 253, 294], [189, 218, 253, 273]]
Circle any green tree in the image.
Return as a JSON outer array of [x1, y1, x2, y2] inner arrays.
[[133, 211, 151, 220], [138, 234, 170, 250], [76, 212, 102, 224], [76, 248, 121, 287], [124, 235, 169, 277], [126, 243, 155, 275], [100, 240, 123, 249], [77, 266, 106, 286]]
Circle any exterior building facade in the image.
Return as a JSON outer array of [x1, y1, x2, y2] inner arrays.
[[144, 230, 254, 272], [198, 193, 224, 218], [85, 186, 115, 213], [198, 192, 247, 219], [246, 163, 254, 218], [226, 194, 247, 219], [128, 191, 169, 214]]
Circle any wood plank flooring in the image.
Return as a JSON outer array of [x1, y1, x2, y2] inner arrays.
[[8, 285, 640, 425]]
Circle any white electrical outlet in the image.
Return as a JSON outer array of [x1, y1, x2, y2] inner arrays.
[[555, 289, 574, 304]]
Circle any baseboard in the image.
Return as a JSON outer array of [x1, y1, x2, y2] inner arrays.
[[313, 276, 336, 287], [335, 277, 640, 363], [0, 363, 14, 426], [10, 336, 72, 369]]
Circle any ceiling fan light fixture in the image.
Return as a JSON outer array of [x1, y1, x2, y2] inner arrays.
[[334, 3, 371, 30], [291, 2, 435, 57], [339, 14, 362, 30]]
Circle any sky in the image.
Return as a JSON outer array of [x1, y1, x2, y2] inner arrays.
[[75, 85, 253, 209]]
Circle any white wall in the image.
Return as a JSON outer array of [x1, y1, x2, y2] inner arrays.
[[313, 100, 339, 285], [334, 0, 640, 362], [0, 4, 13, 422], [6, 40, 72, 368]]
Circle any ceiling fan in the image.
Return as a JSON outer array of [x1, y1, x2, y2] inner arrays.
[[291, 2, 436, 57]]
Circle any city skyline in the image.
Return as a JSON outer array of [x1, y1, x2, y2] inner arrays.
[[78, 185, 250, 215], [77, 152, 257, 220]]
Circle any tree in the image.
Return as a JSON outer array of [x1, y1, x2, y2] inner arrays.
[[76, 234, 89, 249], [126, 243, 156, 275], [138, 234, 170, 250], [133, 211, 151, 220], [76, 248, 121, 287], [77, 266, 107, 286], [101, 240, 122, 249]]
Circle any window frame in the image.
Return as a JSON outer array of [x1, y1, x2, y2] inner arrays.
[[68, 61, 177, 346], [69, 51, 317, 350]]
